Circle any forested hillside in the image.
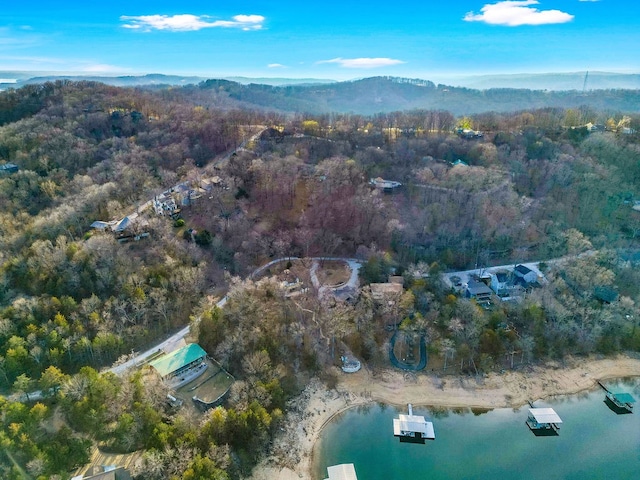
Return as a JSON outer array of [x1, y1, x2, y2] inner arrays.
[[1, 81, 639, 479], [194, 76, 640, 115], [7, 75, 640, 115]]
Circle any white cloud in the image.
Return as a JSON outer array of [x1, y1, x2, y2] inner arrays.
[[120, 14, 265, 32], [464, 1, 574, 26], [267, 63, 287, 68], [317, 57, 405, 69]]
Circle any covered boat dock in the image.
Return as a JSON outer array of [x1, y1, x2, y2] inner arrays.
[[324, 463, 358, 480], [393, 404, 435, 443], [605, 392, 635, 413], [526, 407, 562, 434], [598, 381, 636, 414]]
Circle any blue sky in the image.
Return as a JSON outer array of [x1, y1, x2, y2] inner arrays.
[[1, 1, 638, 80]]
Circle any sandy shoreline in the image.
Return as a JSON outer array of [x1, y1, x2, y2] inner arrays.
[[248, 355, 640, 480]]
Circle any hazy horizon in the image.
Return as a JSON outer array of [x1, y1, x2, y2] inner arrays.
[[2, 1, 639, 80]]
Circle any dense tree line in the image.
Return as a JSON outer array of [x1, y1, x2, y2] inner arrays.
[[1, 81, 638, 388], [1, 81, 639, 478], [0, 81, 272, 392]]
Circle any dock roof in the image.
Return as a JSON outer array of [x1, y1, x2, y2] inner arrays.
[[149, 343, 207, 377], [611, 393, 636, 404], [324, 464, 358, 480], [393, 415, 436, 439], [528, 408, 562, 424]]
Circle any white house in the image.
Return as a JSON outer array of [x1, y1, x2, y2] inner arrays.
[[514, 264, 538, 284]]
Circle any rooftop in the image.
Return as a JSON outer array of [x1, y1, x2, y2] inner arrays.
[[528, 408, 562, 425], [324, 463, 358, 480], [466, 279, 493, 296], [149, 343, 207, 378], [72, 466, 131, 480], [393, 404, 435, 439], [393, 415, 435, 436], [514, 264, 533, 275], [611, 392, 636, 404], [0, 162, 19, 171], [495, 271, 510, 282], [369, 177, 402, 189]]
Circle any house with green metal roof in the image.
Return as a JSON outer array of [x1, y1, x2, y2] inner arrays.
[[149, 343, 208, 389]]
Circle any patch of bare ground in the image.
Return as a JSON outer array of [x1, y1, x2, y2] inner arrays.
[[315, 260, 351, 286], [255, 259, 313, 288]]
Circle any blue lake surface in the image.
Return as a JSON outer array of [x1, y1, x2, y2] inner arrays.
[[314, 378, 640, 480]]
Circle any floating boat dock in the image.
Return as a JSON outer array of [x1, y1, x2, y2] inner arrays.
[[598, 381, 635, 414], [526, 407, 562, 435], [605, 392, 635, 413], [324, 463, 358, 480], [393, 404, 435, 442]]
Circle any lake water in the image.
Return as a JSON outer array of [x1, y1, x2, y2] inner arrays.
[[314, 378, 640, 480]]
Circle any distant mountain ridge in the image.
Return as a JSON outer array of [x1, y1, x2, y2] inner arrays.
[[197, 76, 640, 115], [2, 72, 640, 115], [3, 71, 640, 91], [0, 72, 336, 89]]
